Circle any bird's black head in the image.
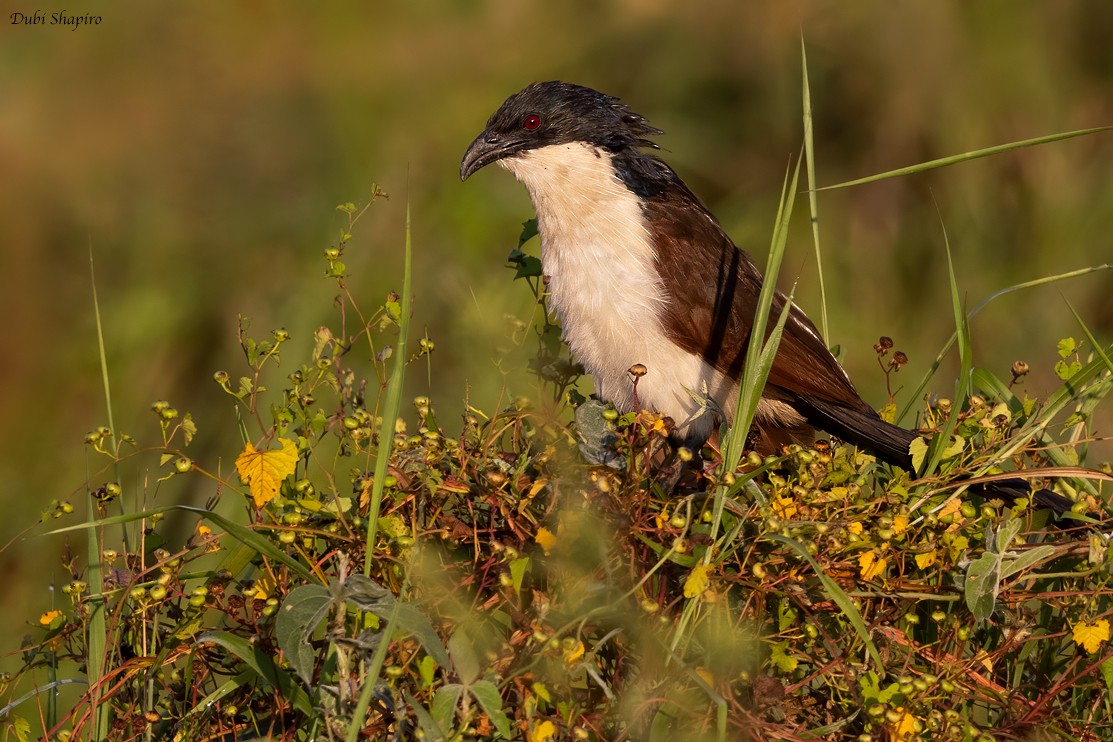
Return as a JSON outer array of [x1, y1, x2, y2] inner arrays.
[[459, 81, 663, 180]]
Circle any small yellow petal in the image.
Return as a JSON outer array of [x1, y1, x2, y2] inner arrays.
[[891, 707, 917, 741], [562, 639, 584, 665], [914, 550, 937, 569], [535, 527, 556, 555], [695, 666, 714, 686], [858, 550, 887, 581], [847, 521, 864, 535], [530, 720, 557, 742], [684, 564, 710, 599], [892, 514, 909, 535], [39, 610, 63, 626], [772, 496, 797, 520]]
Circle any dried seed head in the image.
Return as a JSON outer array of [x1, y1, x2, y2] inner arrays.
[[1011, 360, 1030, 379], [628, 363, 648, 379]]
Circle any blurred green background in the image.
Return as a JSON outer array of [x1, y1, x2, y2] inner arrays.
[[2, 0, 1111, 653]]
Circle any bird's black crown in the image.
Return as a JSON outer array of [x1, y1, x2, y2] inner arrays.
[[460, 81, 663, 180]]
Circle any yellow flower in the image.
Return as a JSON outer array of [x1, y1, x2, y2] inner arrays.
[[535, 527, 556, 555], [562, 639, 585, 665], [858, 550, 887, 581], [530, 720, 556, 742], [39, 610, 63, 627], [891, 707, 917, 740], [772, 496, 798, 519]]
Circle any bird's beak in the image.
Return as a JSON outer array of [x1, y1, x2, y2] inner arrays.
[[460, 129, 515, 181]]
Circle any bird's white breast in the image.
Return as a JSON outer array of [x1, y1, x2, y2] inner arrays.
[[499, 142, 737, 441]]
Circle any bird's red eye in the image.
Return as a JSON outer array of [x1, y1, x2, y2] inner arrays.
[[523, 114, 541, 131]]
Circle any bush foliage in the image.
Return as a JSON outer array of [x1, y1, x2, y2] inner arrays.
[[5, 84, 1112, 741]]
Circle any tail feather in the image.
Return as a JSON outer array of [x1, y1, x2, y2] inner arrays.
[[790, 393, 1085, 521]]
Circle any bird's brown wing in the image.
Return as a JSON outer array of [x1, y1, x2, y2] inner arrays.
[[646, 184, 926, 467], [646, 187, 866, 410]]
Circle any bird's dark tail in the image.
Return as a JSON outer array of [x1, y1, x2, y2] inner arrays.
[[791, 394, 1084, 520]]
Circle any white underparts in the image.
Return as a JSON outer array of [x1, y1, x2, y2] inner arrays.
[[500, 143, 796, 441]]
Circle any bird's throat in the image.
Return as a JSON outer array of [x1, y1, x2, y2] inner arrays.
[[500, 143, 739, 441]]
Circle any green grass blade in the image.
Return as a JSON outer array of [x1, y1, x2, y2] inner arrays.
[[672, 155, 801, 656], [896, 264, 1111, 425], [49, 505, 317, 583], [197, 631, 313, 716], [1066, 301, 1113, 376], [346, 594, 404, 742], [921, 217, 970, 478], [818, 126, 1113, 191], [801, 36, 829, 344], [719, 152, 803, 473], [179, 506, 316, 582], [364, 202, 413, 576], [86, 243, 113, 740], [766, 534, 884, 671]]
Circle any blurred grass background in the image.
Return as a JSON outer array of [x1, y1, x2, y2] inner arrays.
[[1, 0, 1110, 659]]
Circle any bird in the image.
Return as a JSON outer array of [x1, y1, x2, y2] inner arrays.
[[460, 80, 1086, 520]]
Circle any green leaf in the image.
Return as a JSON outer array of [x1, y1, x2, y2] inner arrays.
[[431, 683, 464, 734], [509, 557, 530, 595], [769, 642, 798, 673], [859, 671, 900, 706], [908, 437, 928, 475], [340, 575, 449, 666], [964, 550, 1000, 623], [1054, 359, 1082, 380], [517, 218, 538, 246], [275, 584, 331, 685], [180, 413, 197, 445], [419, 655, 437, 690], [197, 631, 313, 716], [11, 715, 30, 742], [183, 677, 243, 720], [1101, 658, 1113, 693], [448, 628, 480, 685], [940, 435, 966, 461], [993, 518, 1025, 553], [998, 545, 1057, 581], [469, 679, 512, 738], [405, 691, 448, 742], [507, 243, 543, 279], [801, 37, 829, 345], [363, 204, 413, 578], [385, 297, 401, 320]]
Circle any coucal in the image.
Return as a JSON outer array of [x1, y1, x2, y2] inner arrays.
[[460, 80, 1082, 519]]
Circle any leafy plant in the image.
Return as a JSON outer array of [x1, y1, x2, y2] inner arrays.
[[3, 65, 1112, 742]]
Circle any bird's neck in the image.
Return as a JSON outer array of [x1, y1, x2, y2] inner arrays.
[[496, 142, 729, 441], [497, 142, 663, 310]]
